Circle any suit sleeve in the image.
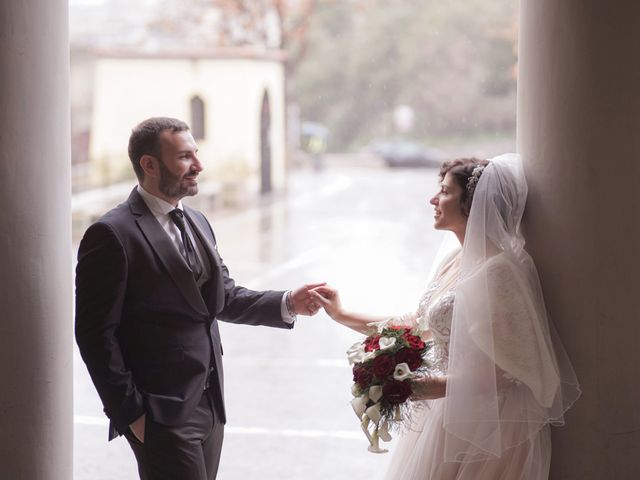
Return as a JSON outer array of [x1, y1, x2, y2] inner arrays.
[[196, 213, 291, 329], [217, 258, 290, 328], [74, 222, 145, 433]]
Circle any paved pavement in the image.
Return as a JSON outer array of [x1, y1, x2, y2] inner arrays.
[[73, 162, 447, 479]]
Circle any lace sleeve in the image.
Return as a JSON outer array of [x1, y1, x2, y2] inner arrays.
[[484, 256, 561, 407]]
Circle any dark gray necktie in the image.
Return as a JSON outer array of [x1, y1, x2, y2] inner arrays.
[[169, 209, 203, 280]]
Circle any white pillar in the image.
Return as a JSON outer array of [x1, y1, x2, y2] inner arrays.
[[0, 0, 73, 477], [518, 1, 640, 478]]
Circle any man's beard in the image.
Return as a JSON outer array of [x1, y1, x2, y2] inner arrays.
[[157, 159, 198, 199]]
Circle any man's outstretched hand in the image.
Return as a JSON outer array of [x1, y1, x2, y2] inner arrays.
[[290, 282, 326, 316]]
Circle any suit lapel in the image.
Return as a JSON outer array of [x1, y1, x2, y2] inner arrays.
[[183, 206, 225, 309], [128, 188, 209, 316]]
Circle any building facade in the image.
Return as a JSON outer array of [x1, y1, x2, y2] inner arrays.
[[87, 48, 287, 202]]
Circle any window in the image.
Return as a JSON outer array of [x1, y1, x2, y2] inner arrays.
[[190, 95, 206, 140]]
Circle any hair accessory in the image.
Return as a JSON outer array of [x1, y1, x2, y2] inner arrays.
[[466, 165, 486, 196]]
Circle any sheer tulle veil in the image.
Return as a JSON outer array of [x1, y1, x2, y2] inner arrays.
[[441, 153, 581, 462]]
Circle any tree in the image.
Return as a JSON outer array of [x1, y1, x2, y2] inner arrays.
[[289, 0, 518, 150]]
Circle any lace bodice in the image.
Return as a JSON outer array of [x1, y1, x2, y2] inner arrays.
[[416, 282, 455, 373]]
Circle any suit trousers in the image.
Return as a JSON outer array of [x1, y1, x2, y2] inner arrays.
[[125, 389, 224, 480]]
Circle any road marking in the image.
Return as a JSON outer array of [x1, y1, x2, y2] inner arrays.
[[74, 415, 362, 440], [227, 357, 350, 368], [224, 427, 361, 440], [74, 415, 109, 426]]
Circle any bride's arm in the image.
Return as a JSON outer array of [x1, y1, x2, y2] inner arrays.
[[332, 311, 388, 335], [410, 375, 447, 400], [311, 285, 390, 334]]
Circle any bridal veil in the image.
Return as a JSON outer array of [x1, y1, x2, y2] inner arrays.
[[442, 153, 581, 463]]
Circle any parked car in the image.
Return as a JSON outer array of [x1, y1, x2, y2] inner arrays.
[[368, 139, 446, 168]]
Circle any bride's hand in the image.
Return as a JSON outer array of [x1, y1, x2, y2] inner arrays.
[[410, 375, 447, 401], [310, 285, 344, 321]]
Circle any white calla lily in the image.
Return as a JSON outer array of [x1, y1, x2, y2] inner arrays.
[[378, 336, 396, 351], [347, 341, 366, 365], [351, 383, 361, 397], [378, 420, 392, 442], [369, 318, 392, 333], [348, 347, 377, 365], [351, 394, 369, 417], [362, 350, 376, 362], [393, 362, 417, 381], [360, 416, 373, 444], [367, 429, 388, 454], [348, 340, 364, 353], [365, 403, 382, 423], [369, 385, 383, 403]]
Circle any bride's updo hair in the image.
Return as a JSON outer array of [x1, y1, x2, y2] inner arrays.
[[439, 157, 490, 216]]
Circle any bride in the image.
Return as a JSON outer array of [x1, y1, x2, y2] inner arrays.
[[312, 154, 580, 479]]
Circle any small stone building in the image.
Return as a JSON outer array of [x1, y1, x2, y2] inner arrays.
[[87, 47, 287, 201]]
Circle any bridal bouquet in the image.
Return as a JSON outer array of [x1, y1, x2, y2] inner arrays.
[[348, 324, 432, 453]]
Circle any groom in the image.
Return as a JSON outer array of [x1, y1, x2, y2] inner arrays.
[[75, 117, 322, 479]]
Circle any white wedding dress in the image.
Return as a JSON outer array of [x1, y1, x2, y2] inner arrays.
[[383, 251, 552, 480], [381, 154, 579, 479]]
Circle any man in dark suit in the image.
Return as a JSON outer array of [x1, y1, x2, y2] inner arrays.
[[75, 117, 322, 479]]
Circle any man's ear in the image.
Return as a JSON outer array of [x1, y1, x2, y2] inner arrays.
[[140, 154, 158, 178]]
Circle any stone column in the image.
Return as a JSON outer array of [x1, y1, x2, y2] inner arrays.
[[0, 0, 73, 478], [518, 1, 640, 478]]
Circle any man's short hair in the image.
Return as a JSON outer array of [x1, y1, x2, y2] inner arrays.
[[128, 117, 190, 180]]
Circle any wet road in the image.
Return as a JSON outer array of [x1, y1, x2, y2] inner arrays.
[[73, 163, 448, 479]]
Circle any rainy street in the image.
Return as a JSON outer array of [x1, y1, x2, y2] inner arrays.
[[73, 160, 449, 479]]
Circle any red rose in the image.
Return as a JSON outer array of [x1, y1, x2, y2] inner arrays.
[[353, 365, 373, 388], [395, 348, 423, 371], [372, 354, 395, 377], [383, 380, 413, 404], [403, 333, 425, 350], [364, 335, 381, 352]]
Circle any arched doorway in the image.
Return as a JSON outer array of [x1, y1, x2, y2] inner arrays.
[[190, 95, 205, 140], [260, 90, 272, 194]]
